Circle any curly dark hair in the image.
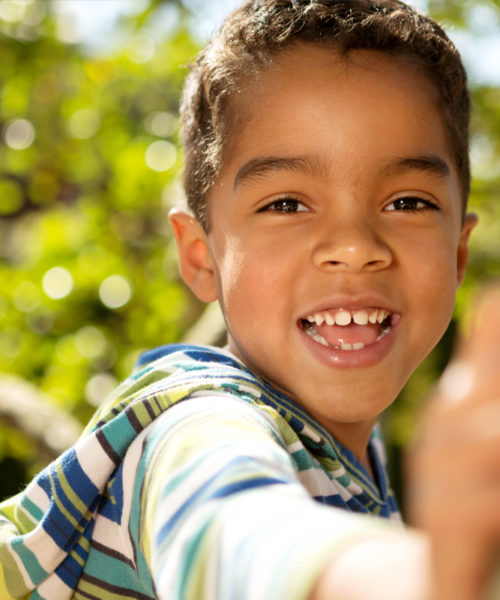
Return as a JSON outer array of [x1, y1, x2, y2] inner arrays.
[[181, 0, 470, 229]]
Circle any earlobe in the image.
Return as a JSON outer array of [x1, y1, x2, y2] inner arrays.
[[456, 212, 478, 286], [168, 209, 218, 303]]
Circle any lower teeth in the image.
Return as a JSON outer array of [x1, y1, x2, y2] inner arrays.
[[376, 324, 392, 342], [311, 332, 329, 346], [303, 321, 392, 351]]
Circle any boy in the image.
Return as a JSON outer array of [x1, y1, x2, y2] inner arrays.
[[1, 0, 498, 599]]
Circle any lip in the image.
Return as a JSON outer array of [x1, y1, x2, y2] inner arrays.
[[297, 297, 401, 368], [299, 295, 398, 319]]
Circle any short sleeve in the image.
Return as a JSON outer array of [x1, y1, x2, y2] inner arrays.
[[131, 395, 393, 600]]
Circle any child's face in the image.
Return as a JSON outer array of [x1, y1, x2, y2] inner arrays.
[[173, 44, 476, 452]]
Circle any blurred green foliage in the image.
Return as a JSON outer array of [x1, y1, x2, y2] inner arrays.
[[0, 0, 499, 504], [0, 0, 203, 496]]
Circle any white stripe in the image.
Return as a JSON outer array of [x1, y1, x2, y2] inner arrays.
[[347, 480, 364, 495], [22, 526, 67, 573], [331, 478, 355, 501], [238, 383, 259, 397], [331, 464, 347, 478], [37, 569, 74, 600], [184, 394, 291, 450], [287, 441, 303, 454], [297, 466, 353, 500], [372, 436, 387, 465], [92, 423, 157, 564], [301, 425, 321, 443], [24, 481, 51, 516], [74, 432, 117, 489]]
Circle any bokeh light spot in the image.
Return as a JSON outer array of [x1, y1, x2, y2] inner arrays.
[[85, 372, 118, 406], [145, 111, 177, 137], [145, 140, 177, 172], [54, 11, 82, 44], [99, 275, 132, 309], [42, 266, 73, 300], [68, 108, 101, 139], [0, 1, 23, 23], [4, 119, 35, 150], [22, 1, 46, 26], [75, 326, 107, 359]]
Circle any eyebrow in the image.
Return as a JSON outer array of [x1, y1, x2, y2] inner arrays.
[[233, 153, 451, 189], [381, 155, 451, 178], [233, 155, 328, 189]]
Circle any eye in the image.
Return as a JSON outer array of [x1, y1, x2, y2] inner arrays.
[[258, 197, 309, 214], [385, 196, 439, 212]]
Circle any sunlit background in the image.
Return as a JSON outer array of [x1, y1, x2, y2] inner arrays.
[[0, 0, 499, 507]]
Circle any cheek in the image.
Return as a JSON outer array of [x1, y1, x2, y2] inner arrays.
[[214, 241, 295, 323], [399, 233, 460, 334], [213, 245, 265, 306], [430, 242, 460, 291], [411, 248, 459, 341], [402, 230, 459, 289]]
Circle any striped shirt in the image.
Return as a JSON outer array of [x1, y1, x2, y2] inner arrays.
[[0, 344, 401, 600]]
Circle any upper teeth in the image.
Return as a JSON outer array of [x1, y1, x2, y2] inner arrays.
[[305, 309, 390, 327]]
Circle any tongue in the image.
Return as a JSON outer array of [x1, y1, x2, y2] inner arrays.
[[317, 322, 381, 347]]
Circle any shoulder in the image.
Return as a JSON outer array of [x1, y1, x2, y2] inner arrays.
[[134, 343, 244, 372]]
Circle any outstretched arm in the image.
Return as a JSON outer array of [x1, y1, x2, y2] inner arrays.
[[136, 395, 410, 600]]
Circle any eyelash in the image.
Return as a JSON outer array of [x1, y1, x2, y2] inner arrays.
[[385, 196, 439, 212], [257, 197, 308, 214], [257, 195, 439, 215]]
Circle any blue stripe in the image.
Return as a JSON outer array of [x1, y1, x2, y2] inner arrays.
[[212, 477, 287, 499], [41, 492, 98, 551], [55, 450, 100, 513], [98, 466, 124, 524], [55, 551, 83, 588], [155, 458, 291, 544]]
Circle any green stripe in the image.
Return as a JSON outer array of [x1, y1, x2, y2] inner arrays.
[[0, 542, 31, 598], [11, 503, 38, 535], [10, 538, 47, 589]]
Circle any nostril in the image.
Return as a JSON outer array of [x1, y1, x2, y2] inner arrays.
[[312, 236, 392, 272], [366, 258, 389, 269]]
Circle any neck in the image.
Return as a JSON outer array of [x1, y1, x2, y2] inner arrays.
[[223, 341, 379, 476], [321, 418, 378, 471]]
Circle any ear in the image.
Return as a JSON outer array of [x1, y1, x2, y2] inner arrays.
[[456, 212, 478, 286], [168, 209, 218, 303]]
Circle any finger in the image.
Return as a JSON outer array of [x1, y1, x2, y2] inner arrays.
[[413, 484, 500, 536], [436, 360, 476, 406], [430, 533, 495, 600], [432, 287, 500, 407], [418, 401, 500, 450]]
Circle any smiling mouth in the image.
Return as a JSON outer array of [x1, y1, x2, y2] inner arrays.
[[300, 308, 394, 351]]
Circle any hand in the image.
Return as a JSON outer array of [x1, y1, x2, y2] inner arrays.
[[308, 533, 430, 600], [408, 287, 500, 600]]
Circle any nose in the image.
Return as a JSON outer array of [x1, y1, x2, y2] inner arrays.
[[312, 218, 392, 273]]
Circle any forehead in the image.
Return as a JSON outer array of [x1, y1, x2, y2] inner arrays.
[[221, 44, 452, 181]]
